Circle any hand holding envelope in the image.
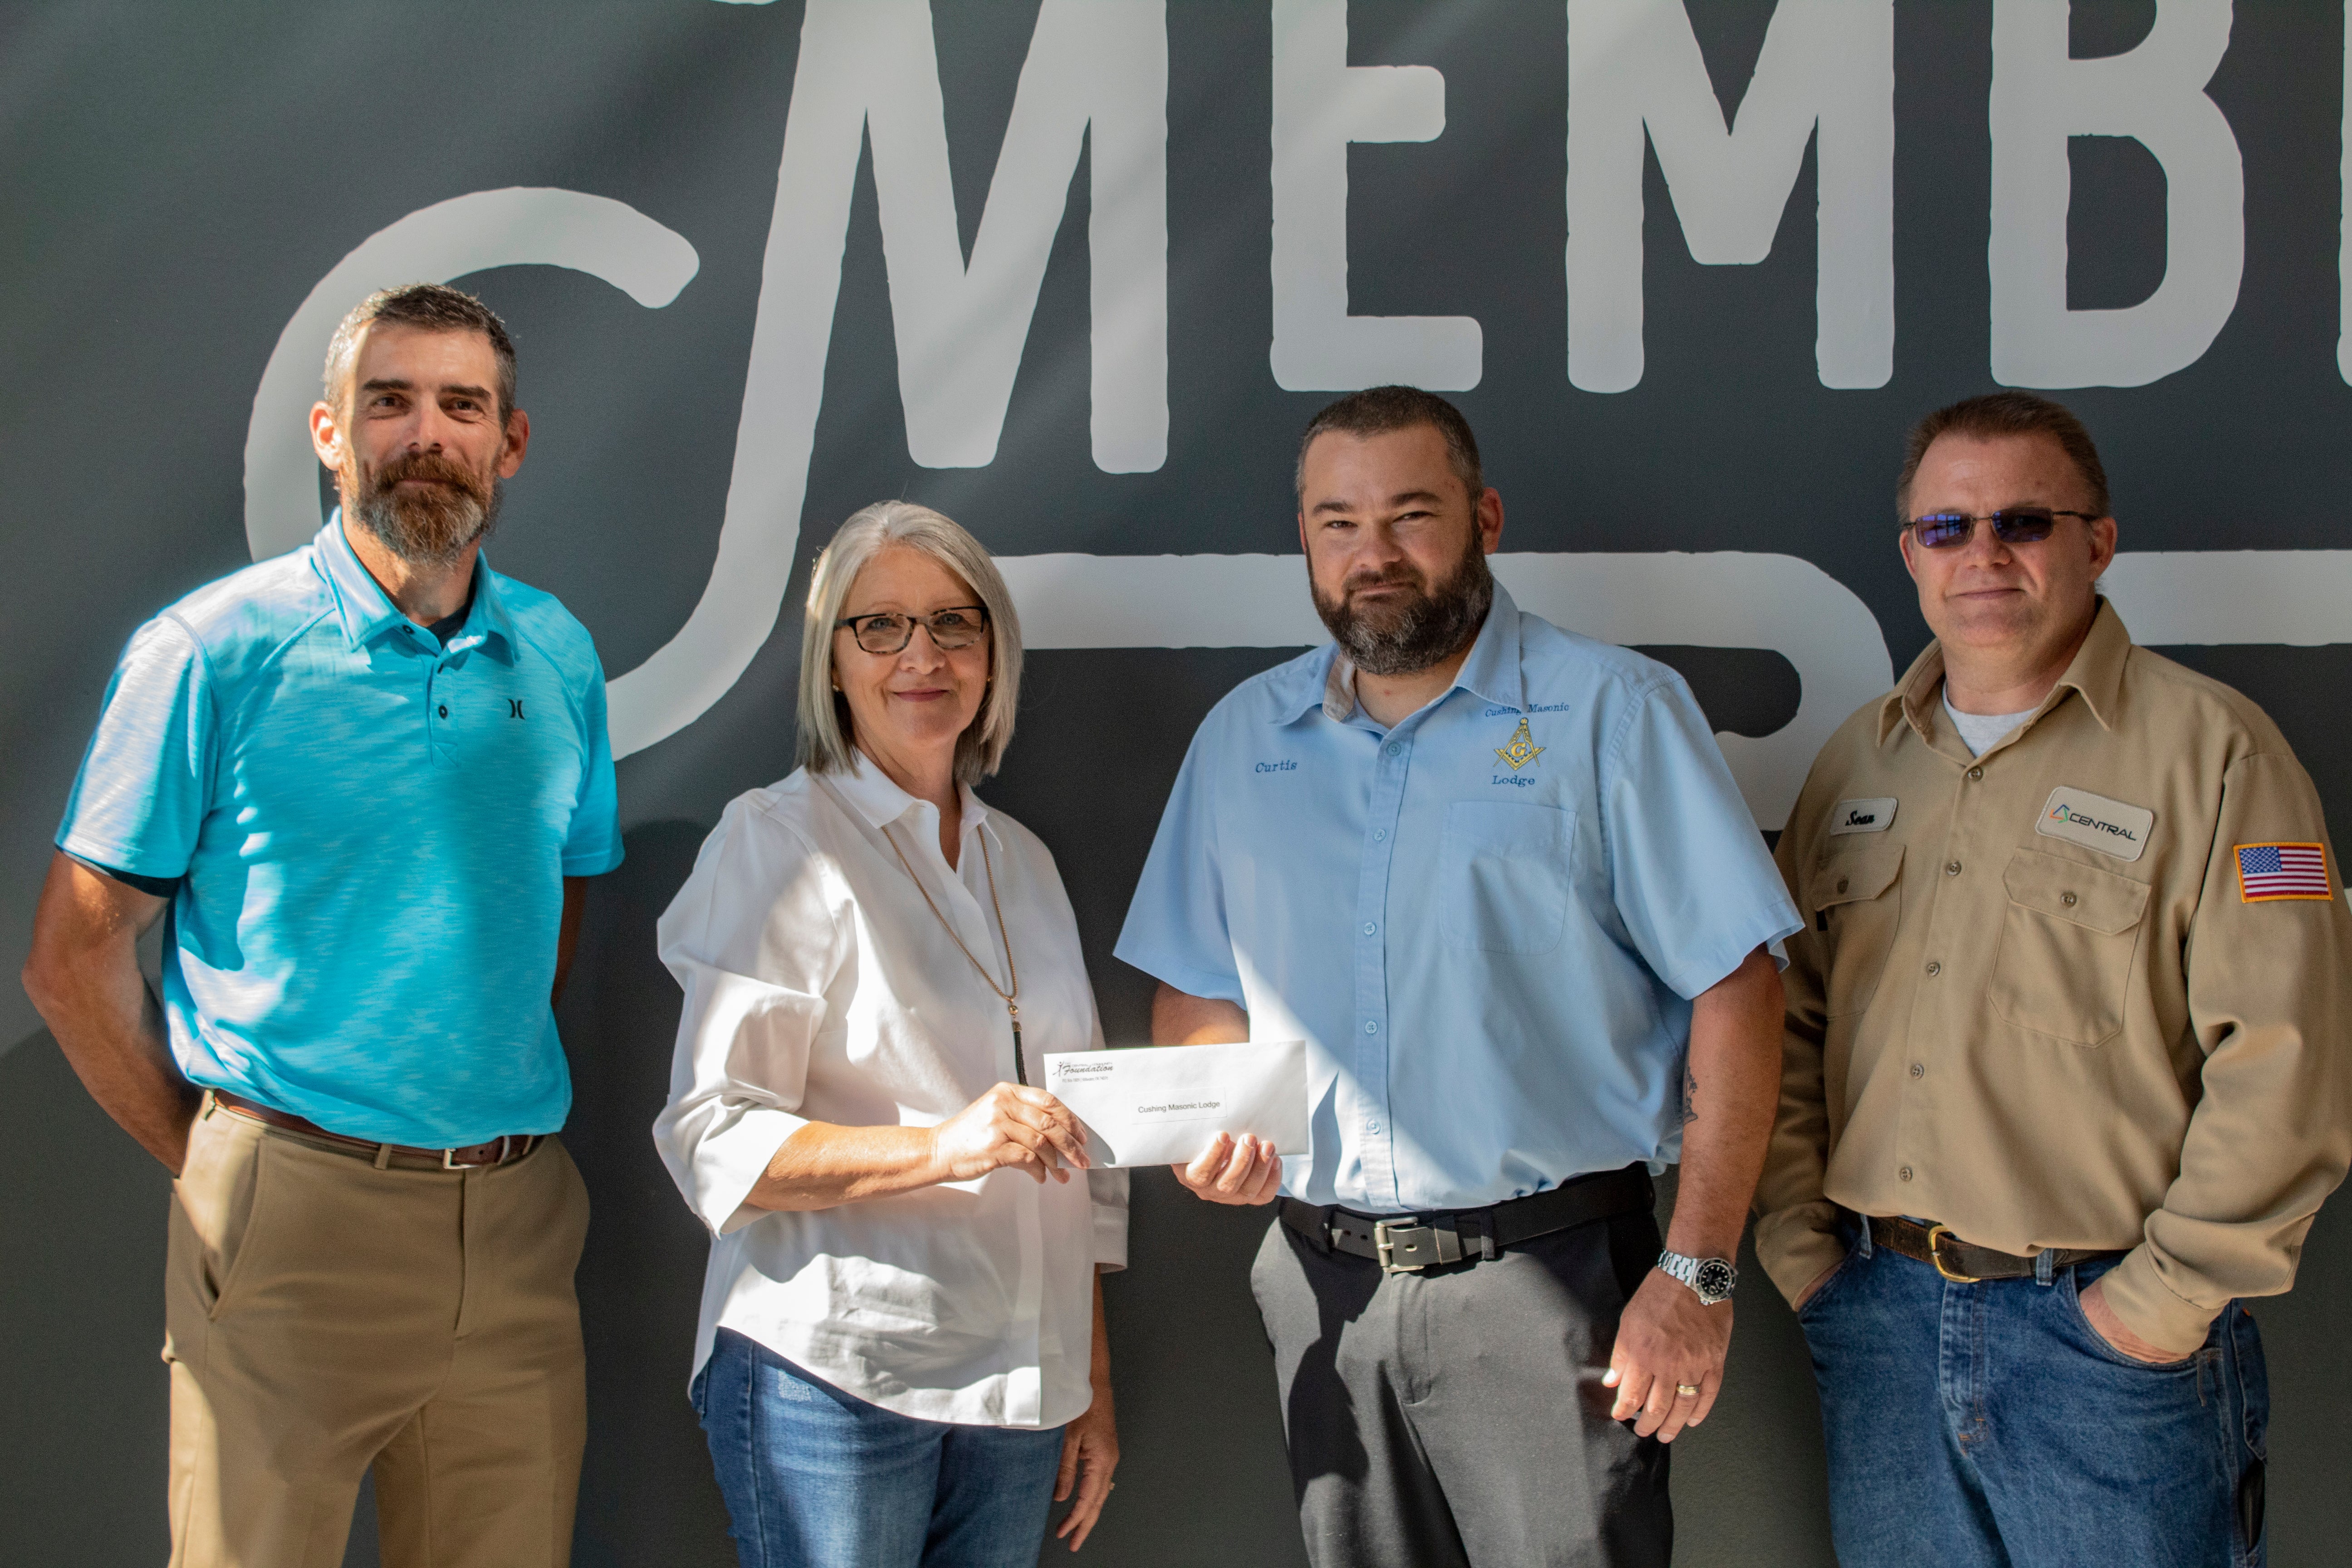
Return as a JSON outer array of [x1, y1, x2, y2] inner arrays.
[[1040, 1039, 1309, 1170]]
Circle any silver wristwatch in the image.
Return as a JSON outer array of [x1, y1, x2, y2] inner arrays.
[[1657, 1249, 1737, 1305]]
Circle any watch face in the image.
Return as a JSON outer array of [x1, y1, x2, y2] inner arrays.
[[1695, 1259, 1736, 1299]]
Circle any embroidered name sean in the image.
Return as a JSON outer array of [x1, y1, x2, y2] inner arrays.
[[1829, 797, 1897, 835]]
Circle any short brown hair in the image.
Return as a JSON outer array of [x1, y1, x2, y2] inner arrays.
[[1296, 385, 1483, 504], [323, 283, 519, 421], [1895, 391, 2110, 522]]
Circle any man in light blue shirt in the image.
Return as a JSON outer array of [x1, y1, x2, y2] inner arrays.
[[1117, 387, 1799, 1568], [24, 283, 620, 1567]]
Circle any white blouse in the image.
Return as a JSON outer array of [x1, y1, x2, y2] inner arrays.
[[653, 753, 1127, 1428]]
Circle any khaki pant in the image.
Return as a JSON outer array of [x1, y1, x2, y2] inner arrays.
[[164, 1097, 590, 1568]]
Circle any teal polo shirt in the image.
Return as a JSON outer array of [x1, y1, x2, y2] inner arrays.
[[56, 515, 623, 1147]]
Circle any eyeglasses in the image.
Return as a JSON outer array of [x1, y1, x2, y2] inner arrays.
[[834, 606, 990, 655], [1903, 507, 2095, 549]]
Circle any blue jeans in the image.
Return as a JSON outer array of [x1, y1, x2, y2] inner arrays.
[[693, 1329, 1066, 1568], [1799, 1223, 2269, 1568]]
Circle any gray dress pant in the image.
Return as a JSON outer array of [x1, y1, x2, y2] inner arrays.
[[1249, 1205, 1672, 1568]]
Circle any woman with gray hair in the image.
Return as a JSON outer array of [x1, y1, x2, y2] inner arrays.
[[653, 501, 1125, 1566]]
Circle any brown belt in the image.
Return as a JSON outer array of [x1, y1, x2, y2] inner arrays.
[[209, 1089, 540, 1172], [1870, 1215, 2119, 1284]]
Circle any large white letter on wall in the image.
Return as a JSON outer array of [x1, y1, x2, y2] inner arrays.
[[1565, 0, 1894, 393], [860, 0, 1169, 470], [1269, 0, 1482, 391], [1989, 0, 2243, 387]]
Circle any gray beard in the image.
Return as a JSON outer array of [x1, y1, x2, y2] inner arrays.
[[1314, 546, 1495, 676], [352, 471, 503, 568]]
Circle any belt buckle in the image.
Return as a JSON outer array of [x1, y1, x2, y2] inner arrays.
[[1373, 1219, 1463, 1273], [443, 1135, 514, 1171], [1924, 1223, 1982, 1284]]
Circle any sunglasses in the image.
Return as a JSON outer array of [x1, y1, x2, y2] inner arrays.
[[1903, 507, 2095, 549]]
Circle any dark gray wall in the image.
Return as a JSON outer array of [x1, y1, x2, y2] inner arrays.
[[6, 3, 2352, 1563]]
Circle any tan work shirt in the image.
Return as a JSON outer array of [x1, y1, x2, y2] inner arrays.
[[1755, 601, 2352, 1352]]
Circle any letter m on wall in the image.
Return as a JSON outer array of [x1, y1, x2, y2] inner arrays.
[[1566, 0, 1893, 392], [783, 0, 1168, 471]]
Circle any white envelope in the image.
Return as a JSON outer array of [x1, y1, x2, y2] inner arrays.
[[1040, 1040, 1309, 1170]]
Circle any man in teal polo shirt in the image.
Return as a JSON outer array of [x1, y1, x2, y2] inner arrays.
[[23, 283, 621, 1568]]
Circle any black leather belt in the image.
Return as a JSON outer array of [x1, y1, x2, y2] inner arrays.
[[1280, 1164, 1654, 1274], [1870, 1215, 2120, 1284]]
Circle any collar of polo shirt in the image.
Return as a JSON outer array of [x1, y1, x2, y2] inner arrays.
[[314, 510, 517, 657]]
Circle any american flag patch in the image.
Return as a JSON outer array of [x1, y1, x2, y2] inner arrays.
[[2235, 843, 2332, 902]]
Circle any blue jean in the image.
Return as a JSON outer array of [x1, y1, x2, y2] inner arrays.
[[693, 1329, 1066, 1568], [1799, 1222, 2269, 1568]]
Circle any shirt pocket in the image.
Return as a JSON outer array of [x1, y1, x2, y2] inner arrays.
[[1988, 848, 2151, 1046], [1440, 800, 1575, 954], [1807, 843, 1904, 1019]]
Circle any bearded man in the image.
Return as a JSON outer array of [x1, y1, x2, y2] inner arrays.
[[23, 283, 621, 1568], [1116, 386, 1798, 1568]]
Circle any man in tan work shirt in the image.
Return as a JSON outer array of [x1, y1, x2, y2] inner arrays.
[[1755, 391, 2352, 1568]]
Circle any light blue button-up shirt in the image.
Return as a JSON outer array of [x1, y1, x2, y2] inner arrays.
[[1116, 585, 1800, 1211], [55, 515, 623, 1147]]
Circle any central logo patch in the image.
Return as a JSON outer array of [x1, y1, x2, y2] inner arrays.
[[1494, 717, 1545, 772], [2035, 786, 2154, 862]]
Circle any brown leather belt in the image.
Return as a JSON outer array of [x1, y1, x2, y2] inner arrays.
[[1870, 1215, 2119, 1284], [209, 1089, 540, 1172], [1281, 1164, 1654, 1274]]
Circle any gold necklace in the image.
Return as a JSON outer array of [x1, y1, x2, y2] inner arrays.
[[881, 819, 1026, 1085]]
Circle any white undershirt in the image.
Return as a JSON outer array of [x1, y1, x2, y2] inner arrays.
[[653, 751, 1127, 1426], [1942, 687, 2040, 757]]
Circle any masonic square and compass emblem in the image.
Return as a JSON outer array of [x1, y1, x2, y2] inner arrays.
[[1494, 716, 1545, 772]]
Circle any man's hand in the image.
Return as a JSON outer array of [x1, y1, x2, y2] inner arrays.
[[2079, 1275, 2195, 1364], [1603, 1269, 1732, 1441], [1174, 1132, 1282, 1205]]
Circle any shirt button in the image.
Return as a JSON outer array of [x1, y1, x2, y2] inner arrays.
[[1945, 861, 1962, 876], [1373, 828, 1387, 841], [1384, 741, 1402, 756], [1899, 1165, 1915, 1182], [1925, 961, 1941, 976], [1362, 922, 1377, 936], [1967, 766, 1984, 781], [2062, 892, 2078, 906], [1910, 1062, 1926, 1079], [1836, 877, 1850, 894], [437, 704, 449, 719], [1364, 1020, 1378, 1034], [1366, 1120, 1381, 1133]]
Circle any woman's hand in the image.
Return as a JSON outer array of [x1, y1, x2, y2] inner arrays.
[[1054, 1271, 1120, 1551], [928, 1083, 1091, 1184], [1173, 1132, 1283, 1205]]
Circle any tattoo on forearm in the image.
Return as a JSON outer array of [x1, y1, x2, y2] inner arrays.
[[1682, 1062, 1698, 1124]]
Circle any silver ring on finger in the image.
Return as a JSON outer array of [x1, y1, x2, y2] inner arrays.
[[1674, 1382, 1701, 1398]]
